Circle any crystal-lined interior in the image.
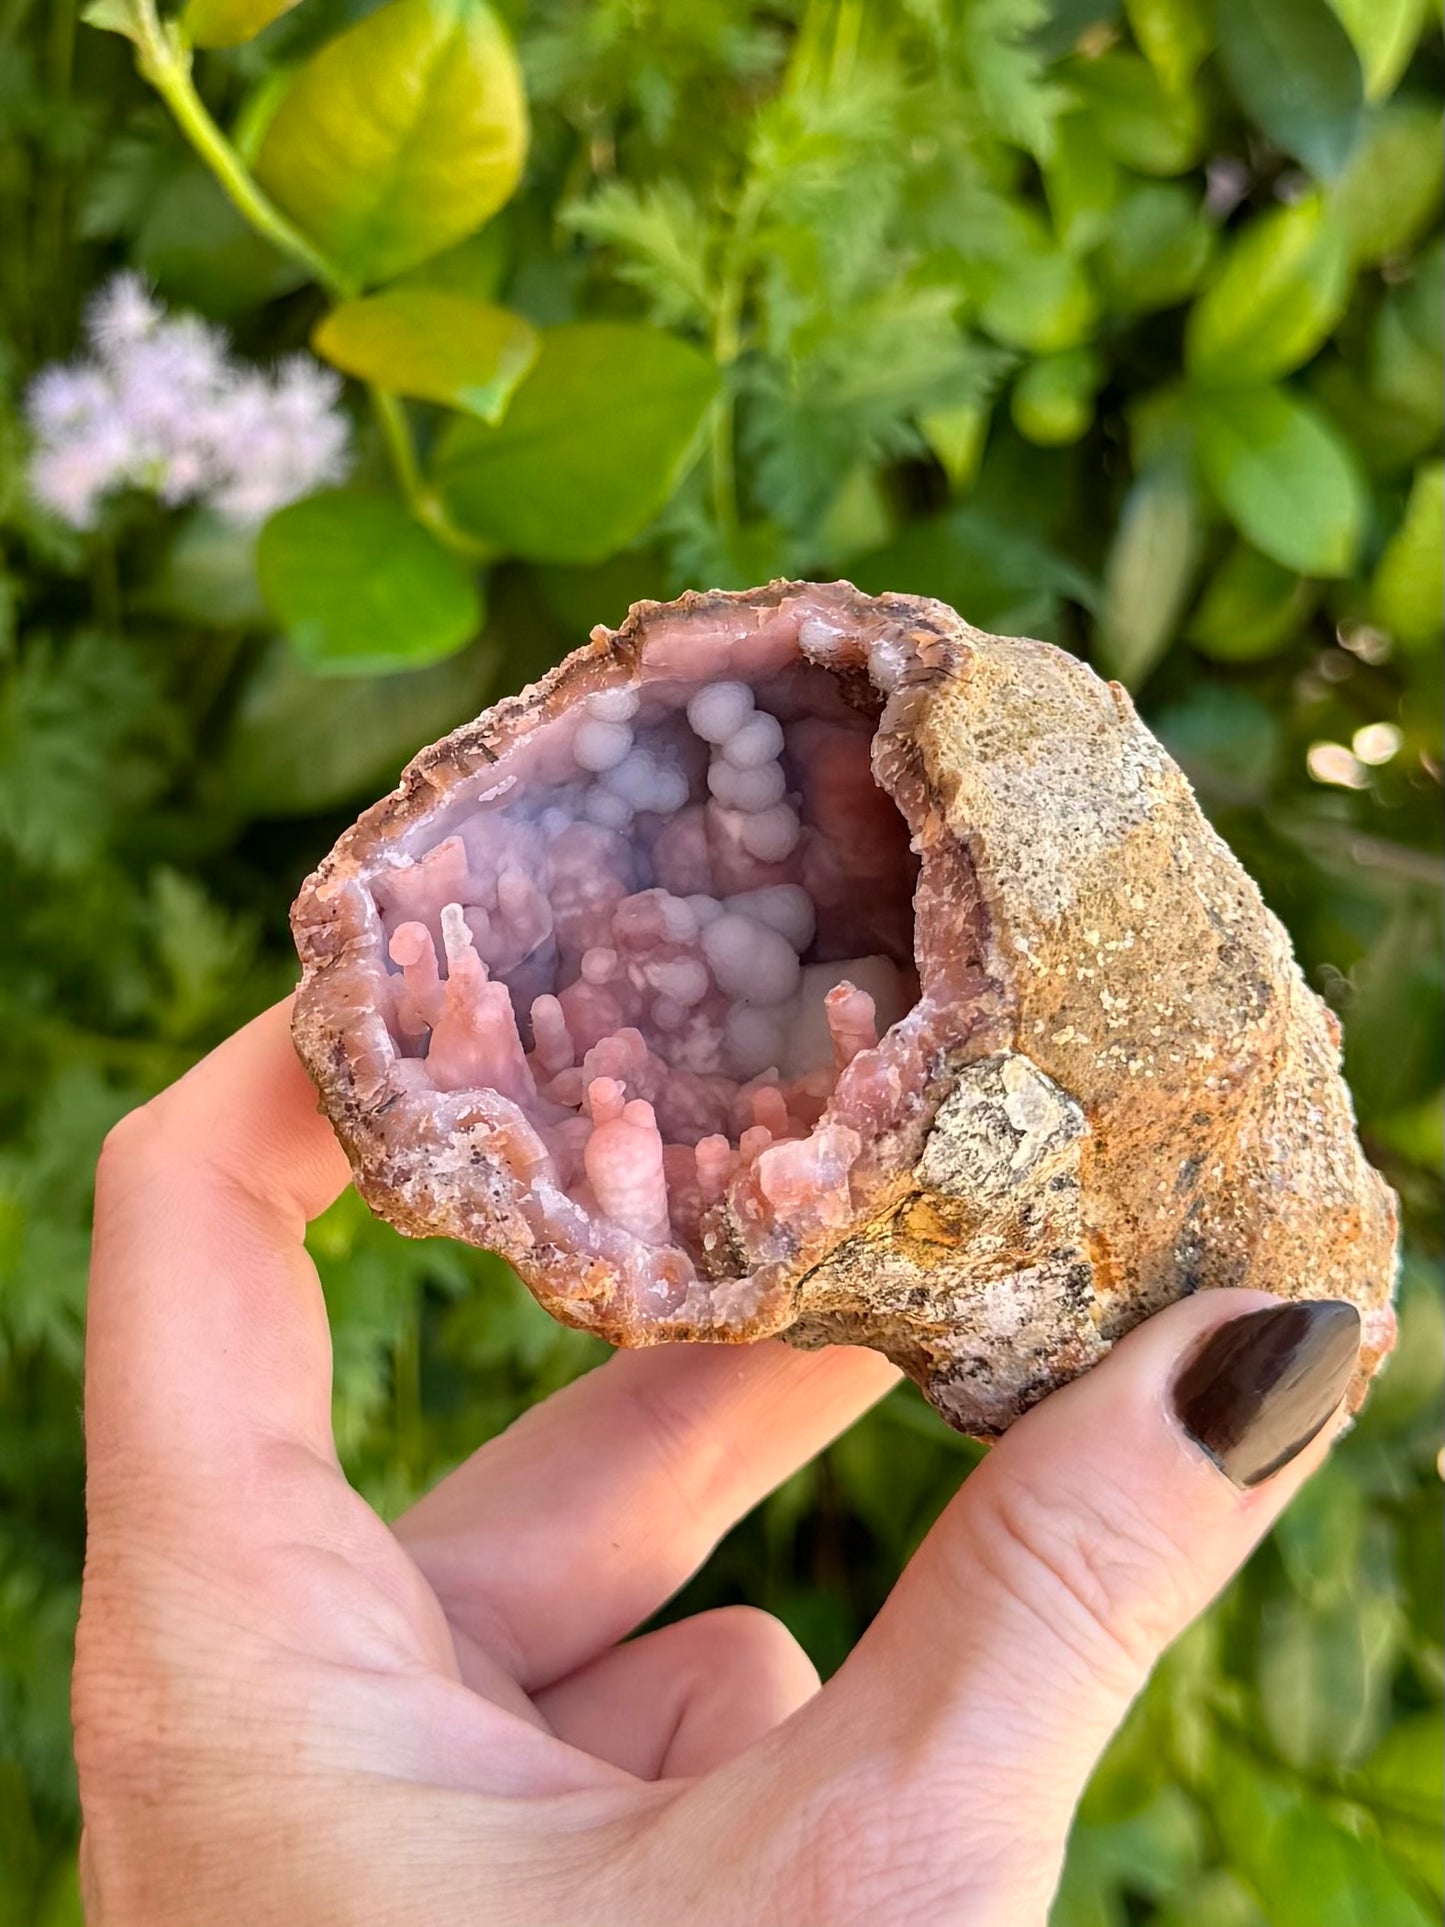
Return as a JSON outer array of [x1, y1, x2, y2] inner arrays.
[[368, 657, 919, 1259]]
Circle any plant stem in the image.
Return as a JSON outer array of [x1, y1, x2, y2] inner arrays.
[[128, 0, 351, 298], [369, 389, 496, 560], [120, 0, 492, 560]]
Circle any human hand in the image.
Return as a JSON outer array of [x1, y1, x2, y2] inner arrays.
[[75, 1001, 1362, 1926]]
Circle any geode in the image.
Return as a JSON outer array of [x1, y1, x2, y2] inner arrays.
[[291, 581, 1398, 1435]]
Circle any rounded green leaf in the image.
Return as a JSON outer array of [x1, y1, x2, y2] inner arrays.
[[434, 323, 719, 564], [313, 292, 537, 420], [137, 166, 305, 321], [257, 490, 483, 675], [1194, 385, 1368, 576], [1186, 194, 1352, 388], [1124, 0, 1213, 92], [1097, 459, 1206, 687], [1043, 114, 1121, 253], [1187, 541, 1314, 659], [1371, 460, 1445, 647], [1331, 102, 1445, 267], [1214, 0, 1365, 179], [223, 636, 495, 815], [1098, 183, 1214, 316], [1326, 0, 1428, 100], [976, 253, 1099, 352], [1069, 50, 1207, 176], [1011, 347, 1104, 447], [254, 0, 527, 288], [183, 0, 299, 49]]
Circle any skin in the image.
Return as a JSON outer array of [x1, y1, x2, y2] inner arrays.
[[75, 1000, 1349, 1926]]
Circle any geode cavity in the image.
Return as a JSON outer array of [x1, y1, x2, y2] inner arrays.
[[291, 582, 1398, 1434]]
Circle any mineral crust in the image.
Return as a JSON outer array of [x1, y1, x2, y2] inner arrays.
[[291, 582, 1398, 1435]]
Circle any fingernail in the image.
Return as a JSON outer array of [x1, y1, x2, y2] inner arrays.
[[1172, 1301, 1361, 1490]]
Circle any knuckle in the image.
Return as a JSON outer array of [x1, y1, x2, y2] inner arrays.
[[94, 1095, 173, 1198], [968, 1463, 1192, 1690]]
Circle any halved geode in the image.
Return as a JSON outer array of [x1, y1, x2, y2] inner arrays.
[[291, 582, 1398, 1435]]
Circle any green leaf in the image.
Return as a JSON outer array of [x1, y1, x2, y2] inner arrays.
[[1257, 1591, 1400, 1770], [1187, 540, 1314, 659], [183, 0, 299, 50], [136, 164, 305, 321], [1124, 0, 1213, 92], [254, 0, 527, 288], [313, 292, 537, 421], [434, 323, 718, 564], [854, 504, 1098, 642], [1155, 685, 1282, 801], [223, 636, 495, 815], [1249, 1807, 1435, 1927], [1068, 49, 1207, 175], [1194, 385, 1367, 576], [1152, 1873, 1269, 1927], [1371, 245, 1445, 428], [1326, 0, 1428, 100], [79, 0, 141, 38], [1042, 113, 1121, 253], [1214, 0, 1366, 179], [256, 490, 483, 674], [137, 511, 268, 628], [920, 401, 991, 492], [1332, 103, 1445, 267], [562, 179, 714, 329], [1097, 457, 1206, 686], [971, 209, 1101, 352], [1098, 183, 1214, 315], [1372, 460, 1445, 647], [1348, 1712, 1445, 1901], [1186, 193, 1352, 388], [1011, 347, 1104, 447]]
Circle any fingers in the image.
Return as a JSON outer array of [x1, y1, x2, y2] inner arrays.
[[713, 1291, 1363, 1920], [85, 1000, 353, 1517], [538, 1607, 820, 1780], [396, 1340, 897, 1690]]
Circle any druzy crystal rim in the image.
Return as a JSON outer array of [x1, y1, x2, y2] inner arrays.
[[292, 580, 1399, 1437]]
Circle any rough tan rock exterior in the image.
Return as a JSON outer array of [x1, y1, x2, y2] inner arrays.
[[292, 582, 1398, 1435]]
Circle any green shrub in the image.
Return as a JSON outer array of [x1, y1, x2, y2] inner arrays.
[[0, 1, 1440, 1919]]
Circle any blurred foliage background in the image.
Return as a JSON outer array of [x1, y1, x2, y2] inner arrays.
[[1, 0, 1442, 1919]]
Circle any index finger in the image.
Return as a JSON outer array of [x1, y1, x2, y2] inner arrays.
[[85, 999, 352, 1520]]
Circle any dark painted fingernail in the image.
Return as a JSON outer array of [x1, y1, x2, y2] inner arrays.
[[1172, 1301, 1361, 1490]]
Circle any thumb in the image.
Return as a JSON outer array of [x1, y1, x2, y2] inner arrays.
[[785, 1291, 1362, 1911]]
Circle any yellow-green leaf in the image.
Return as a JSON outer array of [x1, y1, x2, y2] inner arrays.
[[1186, 194, 1352, 388], [1011, 347, 1104, 447], [1068, 49, 1207, 176], [1097, 458, 1206, 686], [1331, 102, 1445, 267], [183, 0, 299, 50], [1371, 460, 1445, 647], [434, 323, 719, 564], [1042, 114, 1120, 253], [1125, 0, 1213, 92], [1194, 385, 1367, 577], [971, 208, 1100, 353], [254, 0, 527, 288], [1326, 0, 1428, 100], [314, 292, 537, 420], [1099, 183, 1214, 316]]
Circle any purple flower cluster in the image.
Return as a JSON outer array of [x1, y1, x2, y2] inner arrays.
[[25, 274, 352, 531]]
